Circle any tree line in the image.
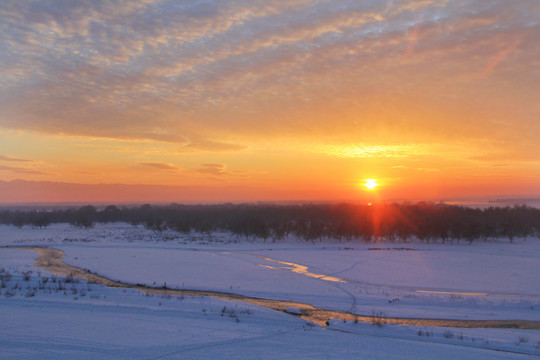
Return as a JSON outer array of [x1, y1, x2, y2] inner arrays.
[[1, 202, 539, 244]]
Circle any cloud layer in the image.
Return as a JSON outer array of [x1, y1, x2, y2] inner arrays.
[[1, 0, 538, 150]]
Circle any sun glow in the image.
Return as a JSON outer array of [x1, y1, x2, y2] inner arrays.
[[364, 179, 378, 190]]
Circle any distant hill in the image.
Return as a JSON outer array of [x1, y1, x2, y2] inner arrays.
[[0, 179, 257, 204], [2, 179, 539, 207]]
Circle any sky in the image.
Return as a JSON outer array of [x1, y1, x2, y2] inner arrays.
[[1, 0, 539, 203]]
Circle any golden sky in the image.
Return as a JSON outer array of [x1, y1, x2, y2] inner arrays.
[[1, 0, 539, 202]]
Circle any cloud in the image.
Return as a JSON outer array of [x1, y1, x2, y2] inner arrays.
[[0, 0, 538, 152], [319, 144, 430, 158], [194, 163, 256, 180], [139, 162, 178, 171], [0, 165, 51, 175], [0, 154, 33, 162], [196, 163, 227, 177], [180, 140, 247, 152]]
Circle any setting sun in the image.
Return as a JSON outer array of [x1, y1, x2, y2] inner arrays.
[[364, 179, 378, 190]]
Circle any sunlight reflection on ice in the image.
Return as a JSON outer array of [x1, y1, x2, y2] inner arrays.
[[222, 251, 346, 282], [255, 255, 347, 283]]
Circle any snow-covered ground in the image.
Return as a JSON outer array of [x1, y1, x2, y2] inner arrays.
[[1, 223, 539, 359]]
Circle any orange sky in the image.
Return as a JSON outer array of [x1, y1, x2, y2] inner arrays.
[[1, 1, 539, 203]]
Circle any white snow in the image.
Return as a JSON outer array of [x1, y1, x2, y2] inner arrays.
[[1, 223, 539, 359], [284, 307, 302, 315]]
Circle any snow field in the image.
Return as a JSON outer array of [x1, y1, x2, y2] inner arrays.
[[1, 223, 540, 358]]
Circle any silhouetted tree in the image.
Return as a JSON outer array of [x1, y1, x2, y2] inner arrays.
[[71, 205, 97, 228], [2, 202, 540, 244]]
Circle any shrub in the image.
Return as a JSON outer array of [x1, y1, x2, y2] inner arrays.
[[22, 271, 32, 281], [370, 310, 387, 328]]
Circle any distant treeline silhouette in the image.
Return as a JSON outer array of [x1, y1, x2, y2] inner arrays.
[[1, 203, 540, 243]]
